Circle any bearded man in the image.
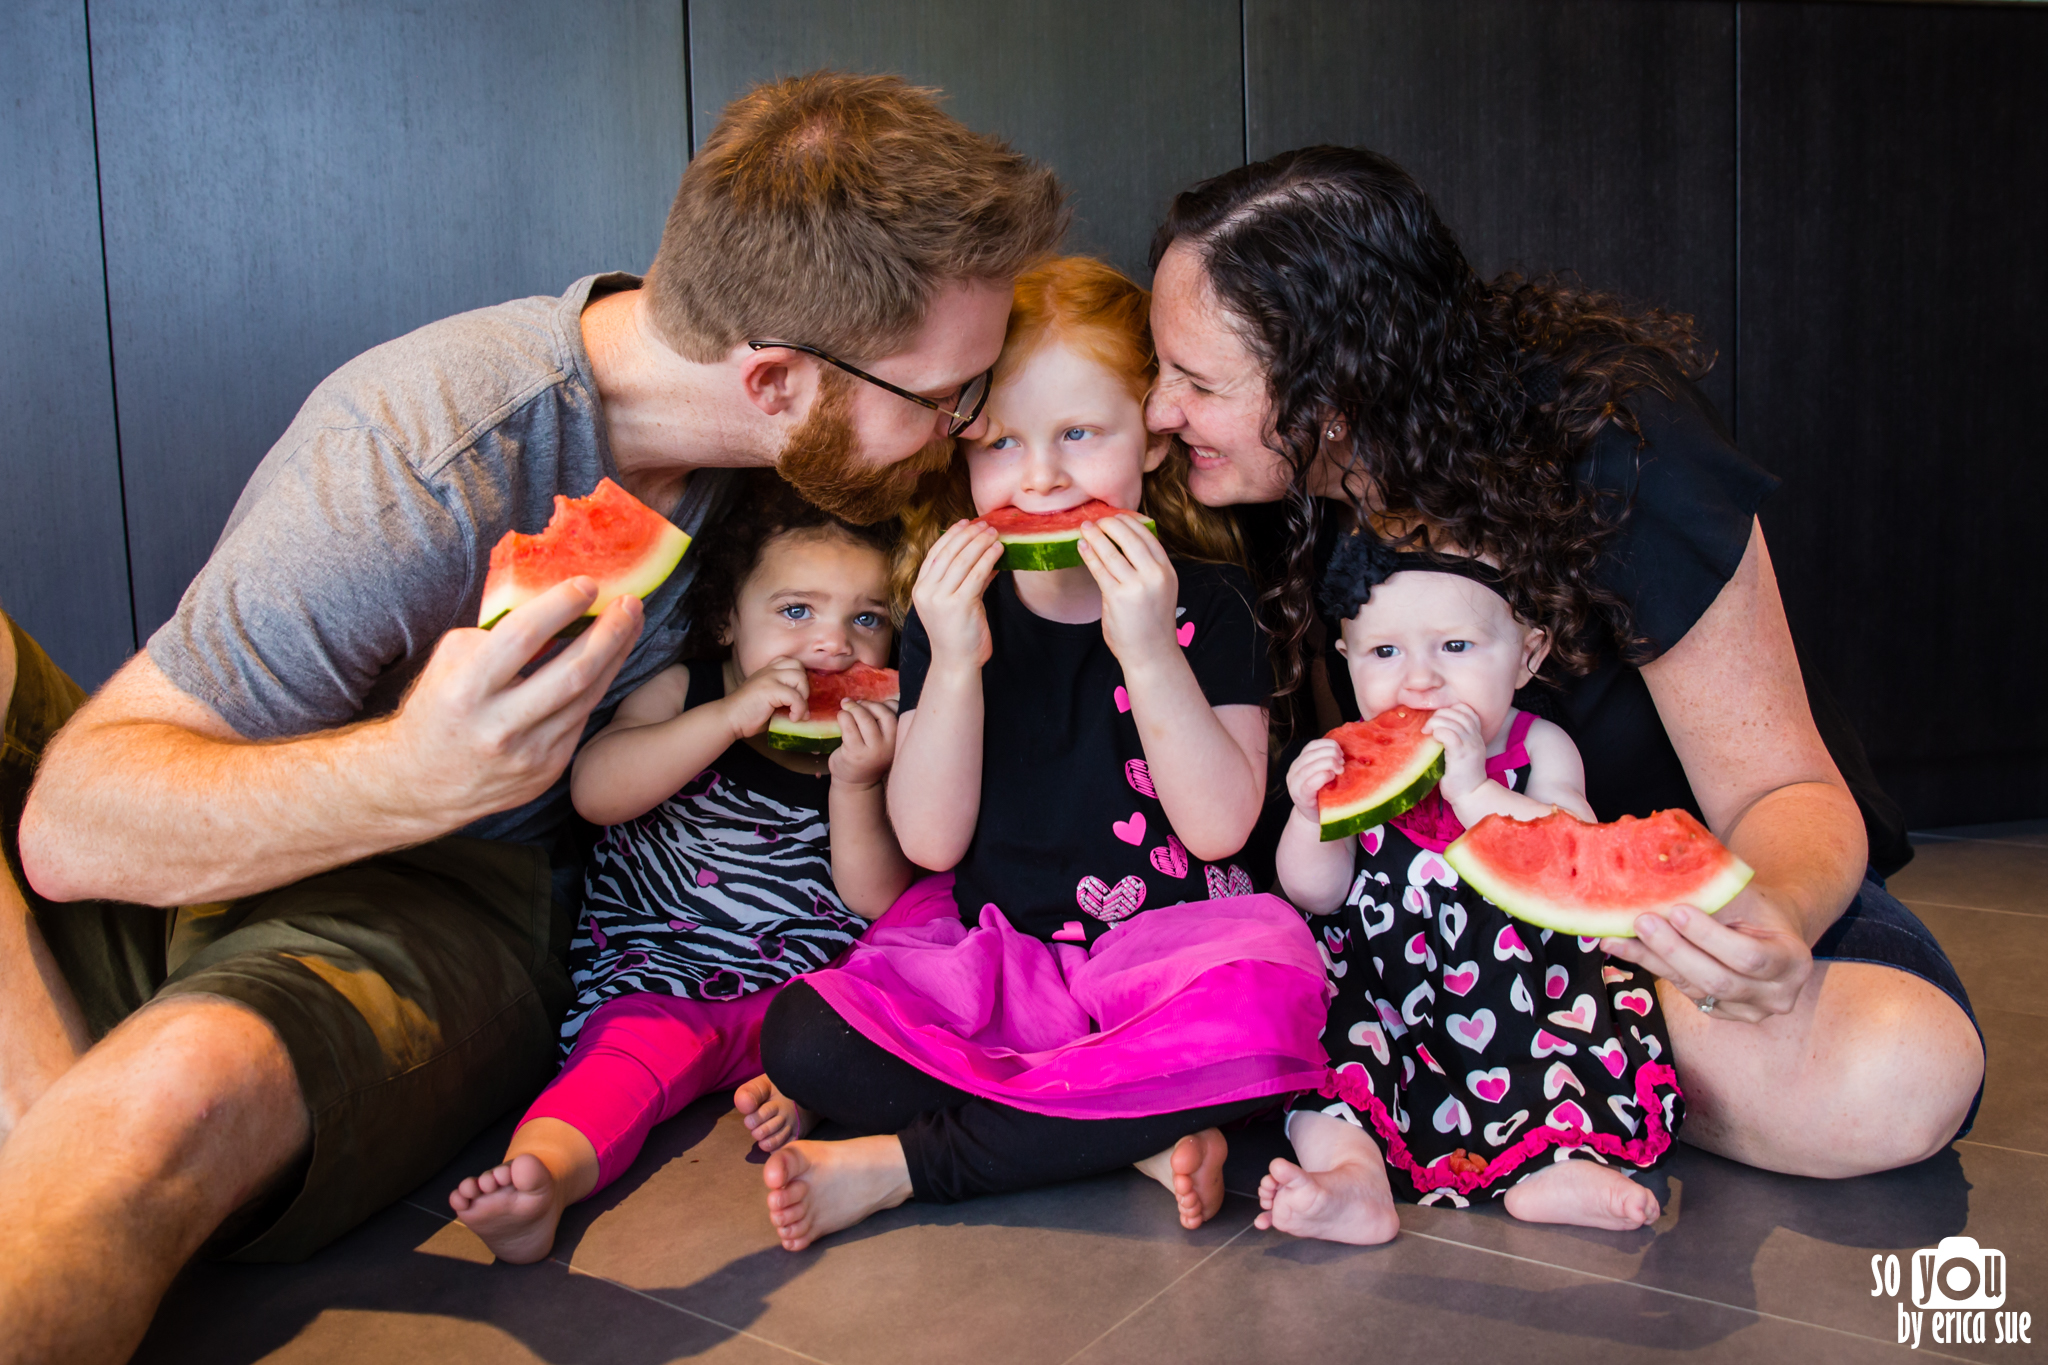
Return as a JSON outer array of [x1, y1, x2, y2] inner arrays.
[[0, 71, 1062, 1364]]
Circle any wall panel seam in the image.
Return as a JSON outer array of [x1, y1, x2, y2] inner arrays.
[[80, 0, 138, 652]]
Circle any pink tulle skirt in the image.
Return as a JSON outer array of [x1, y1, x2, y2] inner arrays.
[[803, 874, 1332, 1120]]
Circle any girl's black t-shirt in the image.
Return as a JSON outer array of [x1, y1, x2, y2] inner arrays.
[[1281, 375, 1912, 874], [898, 561, 1274, 943]]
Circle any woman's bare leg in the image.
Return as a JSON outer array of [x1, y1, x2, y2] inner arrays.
[[1663, 960, 1981, 1177]]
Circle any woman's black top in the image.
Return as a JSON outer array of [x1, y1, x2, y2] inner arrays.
[[1260, 375, 1911, 875]]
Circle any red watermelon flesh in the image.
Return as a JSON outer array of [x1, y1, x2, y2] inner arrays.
[[979, 500, 1158, 570], [766, 664, 900, 753], [1443, 808, 1754, 938], [979, 500, 1139, 535], [1317, 707, 1447, 841], [478, 478, 690, 635]]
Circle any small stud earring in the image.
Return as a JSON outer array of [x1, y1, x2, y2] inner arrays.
[[1325, 426, 1342, 441]]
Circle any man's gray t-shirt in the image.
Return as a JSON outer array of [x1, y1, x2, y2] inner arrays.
[[147, 273, 732, 848]]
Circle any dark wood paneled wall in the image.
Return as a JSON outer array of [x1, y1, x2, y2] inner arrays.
[[2, 1, 2041, 826]]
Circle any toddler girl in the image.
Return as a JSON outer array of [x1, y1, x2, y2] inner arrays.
[[450, 475, 914, 1262], [1263, 529, 1682, 1243], [750, 257, 1330, 1250]]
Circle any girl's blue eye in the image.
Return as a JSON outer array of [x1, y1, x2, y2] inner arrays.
[[1062, 427, 1090, 442], [778, 604, 812, 621], [988, 435, 1018, 451], [854, 612, 884, 629]]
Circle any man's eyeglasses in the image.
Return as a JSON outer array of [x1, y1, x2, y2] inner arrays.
[[747, 340, 992, 438]]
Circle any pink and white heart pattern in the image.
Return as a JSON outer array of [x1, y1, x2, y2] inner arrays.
[[1509, 975, 1535, 1015], [1441, 960, 1480, 997], [1408, 851, 1458, 888], [1544, 964, 1570, 999], [1483, 1110, 1530, 1146], [1415, 1042, 1446, 1076], [1076, 874, 1146, 922], [1403, 931, 1434, 967], [1204, 863, 1254, 900], [1333, 1060, 1375, 1096], [1601, 964, 1634, 985], [1357, 895, 1396, 939], [1467, 1067, 1511, 1104], [1112, 811, 1147, 845], [1493, 924, 1532, 962], [1607, 1093, 1640, 1135], [1543, 1060, 1585, 1099], [1547, 993, 1598, 1033], [1614, 989, 1656, 1017], [1437, 901, 1467, 949], [1530, 1029, 1579, 1058], [1359, 826, 1384, 856], [1433, 1095, 1473, 1136], [1402, 884, 1434, 917], [1347, 1019, 1391, 1065], [1545, 1101, 1592, 1133], [1447, 1009, 1497, 1053], [1149, 834, 1190, 878], [1124, 759, 1157, 798], [1402, 980, 1437, 1027], [1589, 1037, 1627, 1078], [1374, 996, 1409, 1039]]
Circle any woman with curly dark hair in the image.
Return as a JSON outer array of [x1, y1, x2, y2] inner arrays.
[[1146, 145, 1981, 1188]]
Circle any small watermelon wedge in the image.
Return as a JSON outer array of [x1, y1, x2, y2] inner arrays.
[[766, 663, 900, 753], [980, 500, 1158, 571], [1317, 707, 1446, 842], [1444, 808, 1755, 938], [479, 478, 689, 637]]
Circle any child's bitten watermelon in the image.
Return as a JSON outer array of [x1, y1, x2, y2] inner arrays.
[[979, 500, 1159, 571], [1317, 707, 1446, 842], [766, 664, 901, 753], [479, 478, 690, 637], [1444, 808, 1755, 938]]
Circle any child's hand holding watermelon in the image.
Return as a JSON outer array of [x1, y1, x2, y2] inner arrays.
[[828, 699, 899, 790], [912, 520, 1004, 671], [1075, 513, 1181, 670], [715, 656, 815, 740]]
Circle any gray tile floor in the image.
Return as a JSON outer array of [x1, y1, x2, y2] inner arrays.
[[132, 823, 2048, 1364]]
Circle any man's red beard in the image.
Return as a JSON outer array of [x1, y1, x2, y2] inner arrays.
[[776, 374, 956, 524]]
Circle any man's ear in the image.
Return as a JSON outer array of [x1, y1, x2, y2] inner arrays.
[[1142, 428, 1173, 474], [1517, 627, 1552, 688], [737, 344, 812, 418]]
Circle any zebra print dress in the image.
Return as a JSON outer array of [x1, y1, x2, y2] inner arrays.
[[561, 664, 866, 1046]]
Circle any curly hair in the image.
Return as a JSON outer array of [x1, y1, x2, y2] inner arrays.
[[890, 256, 1244, 616], [1149, 145, 1712, 699], [681, 470, 898, 660]]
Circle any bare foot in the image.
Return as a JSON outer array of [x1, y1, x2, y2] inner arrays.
[[762, 1136, 912, 1251], [1503, 1157, 1660, 1230], [734, 1074, 812, 1154], [1134, 1129, 1228, 1230], [449, 1153, 567, 1265], [1255, 1155, 1401, 1245]]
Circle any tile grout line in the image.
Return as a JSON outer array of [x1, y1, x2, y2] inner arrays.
[[1898, 897, 2048, 920], [1056, 1217, 1262, 1365], [1957, 1138, 2048, 1161], [1396, 1228, 1978, 1362], [1911, 834, 2048, 850]]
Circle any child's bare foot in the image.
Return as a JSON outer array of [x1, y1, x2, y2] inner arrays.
[[449, 1153, 567, 1265], [1256, 1156, 1401, 1245], [1503, 1157, 1660, 1230], [1134, 1129, 1228, 1230], [762, 1136, 912, 1251], [734, 1074, 812, 1153]]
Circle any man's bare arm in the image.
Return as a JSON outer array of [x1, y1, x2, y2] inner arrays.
[[20, 581, 641, 907]]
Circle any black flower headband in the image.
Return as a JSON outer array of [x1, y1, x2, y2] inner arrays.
[[1317, 530, 1510, 622]]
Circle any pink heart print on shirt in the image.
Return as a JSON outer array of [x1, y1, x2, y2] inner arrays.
[[1545, 965, 1570, 999], [695, 869, 719, 887], [1359, 826, 1384, 856], [1437, 901, 1467, 949], [1467, 1068, 1511, 1104], [1546, 1101, 1592, 1133], [1347, 1019, 1392, 1065], [1602, 964, 1635, 985], [1608, 1093, 1641, 1135], [1112, 811, 1147, 845], [1530, 1029, 1579, 1057], [1590, 1037, 1628, 1078], [1509, 975, 1535, 1014], [1493, 924, 1532, 962], [1484, 1110, 1529, 1146], [1441, 960, 1480, 996], [1415, 1042, 1446, 1075], [1124, 759, 1157, 798], [1401, 885, 1433, 917], [1547, 994, 1598, 1033], [1432, 1095, 1473, 1136], [1543, 1060, 1585, 1099], [1149, 835, 1190, 878], [1076, 875, 1146, 922], [1614, 989, 1656, 1017], [1375, 996, 1410, 1040], [1176, 621, 1196, 646], [1204, 864, 1254, 899], [1051, 921, 1087, 942], [1408, 850, 1457, 888], [1113, 686, 1131, 713], [1447, 1009, 1496, 1052]]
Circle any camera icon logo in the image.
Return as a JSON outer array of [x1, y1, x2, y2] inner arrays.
[[1913, 1236, 2007, 1309]]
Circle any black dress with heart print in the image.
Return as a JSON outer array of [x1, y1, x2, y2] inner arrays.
[[1287, 713, 1685, 1205]]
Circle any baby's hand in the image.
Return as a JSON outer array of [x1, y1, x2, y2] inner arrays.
[[1286, 738, 1347, 821], [720, 658, 810, 739], [914, 520, 1003, 668], [1424, 703, 1489, 803], [1077, 515, 1180, 669], [830, 699, 899, 788]]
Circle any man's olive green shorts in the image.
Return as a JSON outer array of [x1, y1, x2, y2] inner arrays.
[[2, 617, 573, 1262]]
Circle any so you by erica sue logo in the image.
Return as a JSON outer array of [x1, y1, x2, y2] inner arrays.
[[1874, 1236, 2031, 1348]]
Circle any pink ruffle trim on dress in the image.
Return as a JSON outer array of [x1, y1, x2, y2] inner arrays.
[[802, 874, 1333, 1121], [1315, 1059, 1683, 1196]]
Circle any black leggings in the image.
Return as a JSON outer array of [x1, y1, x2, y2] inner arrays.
[[761, 982, 1264, 1203]]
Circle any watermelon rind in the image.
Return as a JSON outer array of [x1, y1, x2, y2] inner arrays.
[[997, 514, 1158, 571], [478, 483, 691, 637], [764, 718, 842, 754], [1318, 747, 1445, 842], [1443, 814, 1756, 938]]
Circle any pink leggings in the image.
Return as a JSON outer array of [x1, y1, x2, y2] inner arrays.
[[520, 985, 784, 1194]]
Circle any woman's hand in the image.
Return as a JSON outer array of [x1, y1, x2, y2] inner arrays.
[[1077, 514, 1180, 669], [1423, 703, 1488, 804], [717, 658, 810, 739], [1600, 886, 1815, 1025], [830, 699, 899, 789], [914, 520, 1003, 669], [1286, 738, 1345, 821]]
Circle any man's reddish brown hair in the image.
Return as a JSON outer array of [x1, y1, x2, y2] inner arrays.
[[647, 71, 1067, 363]]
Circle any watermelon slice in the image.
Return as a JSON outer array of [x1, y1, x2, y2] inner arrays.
[[979, 500, 1159, 571], [766, 663, 901, 753], [478, 478, 690, 636], [1317, 707, 1446, 842], [1444, 808, 1755, 938]]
